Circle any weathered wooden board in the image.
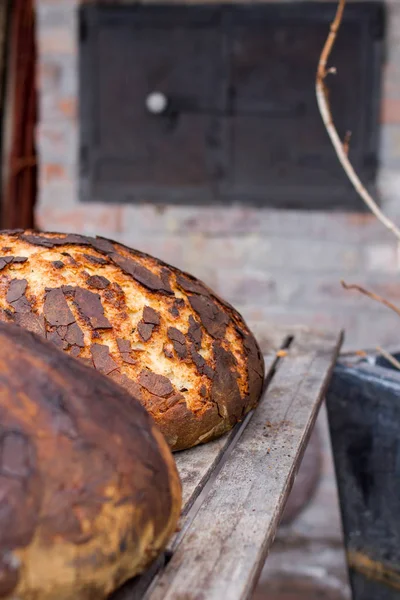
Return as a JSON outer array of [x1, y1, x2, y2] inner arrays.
[[112, 354, 281, 600], [112, 328, 343, 600], [145, 329, 343, 600], [175, 353, 280, 514]]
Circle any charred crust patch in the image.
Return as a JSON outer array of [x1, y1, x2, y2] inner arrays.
[[46, 329, 68, 350], [20, 234, 54, 248], [52, 261, 64, 269], [90, 237, 115, 255], [188, 295, 229, 340], [137, 306, 161, 342], [110, 254, 173, 295], [65, 323, 85, 348], [43, 288, 85, 349], [6, 279, 27, 304], [86, 275, 110, 290], [138, 370, 174, 397], [116, 338, 130, 354], [12, 313, 46, 338], [137, 322, 153, 342], [243, 333, 265, 402], [21, 233, 88, 248], [158, 394, 184, 413], [103, 283, 126, 310], [189, 345, 214, 379], [43, 288, 75, 327], [190, 346, 214, 379], [0, 257, 13, 271], [11, 257, 28, 264], [169, 298, 185, 318], [70, 287, 112, 330], [187, 315, 202, 350], [0, 256, 28, 271], [116, 338, 136, 365], [6, 279, 31, 314], [167, 327, 187, 359], [46, 321, 85, 351], [211, 342, 242, 423], [160, 268, 173, 293], [60, 252, 77, 266], [176, 273, 209, 296], [90, 343, 119, 375], [169, 305, 179, 317], [82, 253, 109, 266], [143, 306, 160, 326]]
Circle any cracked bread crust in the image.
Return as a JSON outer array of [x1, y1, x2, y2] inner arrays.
[[0, 230, 265, 451], [0, 321, 181, 600]]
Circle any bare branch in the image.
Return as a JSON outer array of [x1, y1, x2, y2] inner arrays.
[[376, 346, 400, 370], [343, 131, 352, 157], [341, 280, 400, 319], [316, 0, 400, 241]]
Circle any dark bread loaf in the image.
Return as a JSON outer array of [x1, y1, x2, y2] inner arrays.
[[0, 321, 181, 600], [0, 230, 265, 451]]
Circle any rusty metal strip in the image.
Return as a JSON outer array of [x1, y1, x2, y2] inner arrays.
[[3, 0, 37, 229]]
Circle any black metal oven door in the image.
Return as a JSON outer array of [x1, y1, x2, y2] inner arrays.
[[79, 6, 228, 204], [79, 3, 384, 209]]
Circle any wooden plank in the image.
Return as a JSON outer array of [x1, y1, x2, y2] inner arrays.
[[175, 352, 281, 514], [112, 350, 285, 600], [145, 329, 343, 600]]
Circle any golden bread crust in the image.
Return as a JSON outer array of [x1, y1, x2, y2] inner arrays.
[[0, 230, 265, 451], [0, 321, 181, 600]]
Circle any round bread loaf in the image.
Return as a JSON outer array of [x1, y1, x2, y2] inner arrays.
[[0, 230, 265, 451], [0, 321, 181, 600]]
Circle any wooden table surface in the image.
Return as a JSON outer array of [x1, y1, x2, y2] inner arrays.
[[113, 326, 343, 600]]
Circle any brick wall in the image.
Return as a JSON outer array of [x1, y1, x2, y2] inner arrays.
[[35, 0, 400, 354]]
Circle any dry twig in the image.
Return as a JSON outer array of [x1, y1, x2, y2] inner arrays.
[[341, 281, 400, 319], [316, 0, 400, 241], [316, 1, 400, 369], [343, 131, 352, 157], [318, 0, 400, 365], [376, 346, 400, 370]]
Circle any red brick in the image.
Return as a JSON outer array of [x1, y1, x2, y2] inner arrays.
[[42, 163, 66, 183], [383, 65, 400, 100], [37, 60, 61, 91], [381, 98, 400, 124], [57, 97, 77, 119], [380, 124, 400, 167], [346, 213, 377, 227], [365, 243, 399, 272], [39, 28, 76, 56], [37, 122, 77, 164], [36, 205, 123, 235]]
